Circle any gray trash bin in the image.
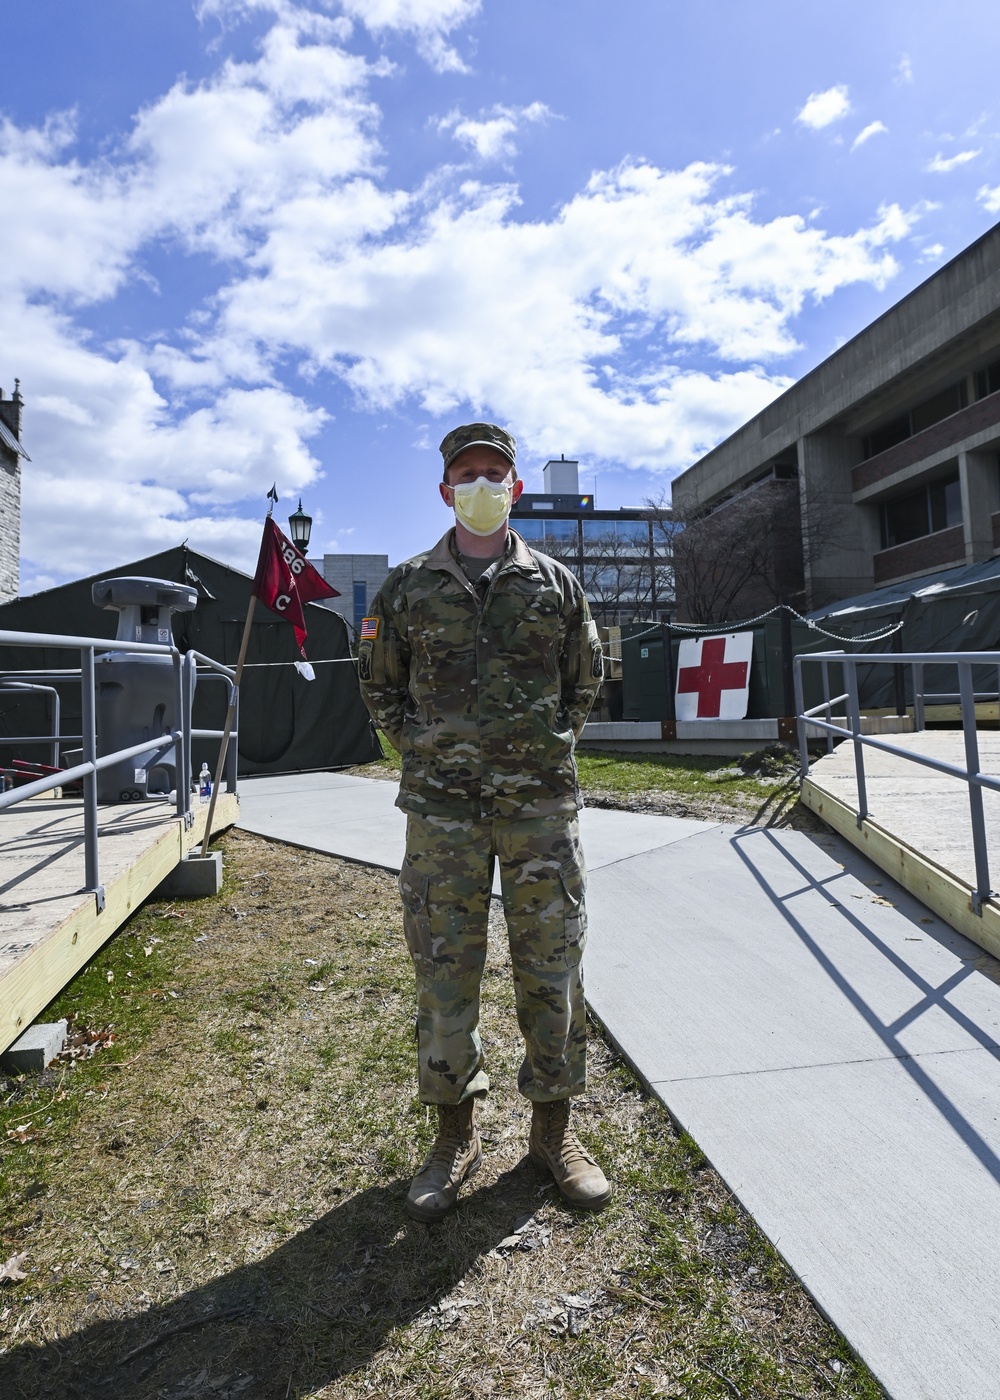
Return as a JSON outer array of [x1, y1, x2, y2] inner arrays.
[[92, 577, 198, 802]]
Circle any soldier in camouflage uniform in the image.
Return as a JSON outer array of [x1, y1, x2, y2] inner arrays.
[[357, 422, 611, 1221]]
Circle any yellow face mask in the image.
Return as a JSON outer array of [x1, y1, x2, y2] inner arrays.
[[452, 478, 513, 537]]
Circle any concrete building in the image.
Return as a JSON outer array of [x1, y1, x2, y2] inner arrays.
[[0, 381, 27, 604], [321, 553, 390, 636], [511, 456, 674, 625], [671, 223, 1000, 615]]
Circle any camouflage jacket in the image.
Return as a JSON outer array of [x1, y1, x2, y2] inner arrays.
[[357, 528, 603, 819]]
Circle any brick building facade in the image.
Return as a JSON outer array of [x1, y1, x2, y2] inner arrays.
[[0, 382, 26, 604]]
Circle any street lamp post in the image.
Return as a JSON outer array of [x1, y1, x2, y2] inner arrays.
[[288, 499, 312, 555]]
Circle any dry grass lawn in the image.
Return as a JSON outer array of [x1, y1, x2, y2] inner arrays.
[[0, 829, 883, 1399]]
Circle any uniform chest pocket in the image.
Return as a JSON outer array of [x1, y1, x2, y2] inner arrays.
[[499, 587, 562, 655]]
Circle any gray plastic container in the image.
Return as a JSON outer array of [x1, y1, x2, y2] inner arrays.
[[92, 577, 198, 802]]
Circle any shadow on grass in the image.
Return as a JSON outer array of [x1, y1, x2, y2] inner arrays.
[[2, 1162, 533, 1399], [749, 778, 802, 828]]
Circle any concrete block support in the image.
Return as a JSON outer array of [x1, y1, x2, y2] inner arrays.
[[155, 852, 223, 899], [959, 449, 1000, 563], [798, 432, 879, 607], [1, 1019, 67, 1073]]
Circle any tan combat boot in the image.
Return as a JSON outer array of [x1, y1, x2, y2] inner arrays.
[[405, 1099, 482, 1222], [529, 1099, 611, 1210]]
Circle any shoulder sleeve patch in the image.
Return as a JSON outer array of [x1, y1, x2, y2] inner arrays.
[[360, 616, 380, 639]]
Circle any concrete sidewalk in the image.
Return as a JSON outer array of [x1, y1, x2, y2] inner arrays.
[[237, 769, 714, 876], [239, 771, 1000, 1400]]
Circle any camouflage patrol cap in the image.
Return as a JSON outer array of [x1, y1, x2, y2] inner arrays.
[[439, 422, 518, 479]]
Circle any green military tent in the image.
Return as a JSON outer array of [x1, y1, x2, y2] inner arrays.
[[0, 545, 383, 775], [807, 556, 1000, 710]]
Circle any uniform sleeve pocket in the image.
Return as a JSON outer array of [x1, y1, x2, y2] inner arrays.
[[398, 860, 433, 975], [356, 613, 404, 688], [584, 620, 603, 682]]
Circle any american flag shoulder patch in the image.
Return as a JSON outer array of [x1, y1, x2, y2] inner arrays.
[[360, 616, 380, 640]]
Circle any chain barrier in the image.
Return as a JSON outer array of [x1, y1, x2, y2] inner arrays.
[[606, 603, 904, 652]]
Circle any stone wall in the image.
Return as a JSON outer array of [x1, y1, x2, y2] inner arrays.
[[0, 388, 23, 603]]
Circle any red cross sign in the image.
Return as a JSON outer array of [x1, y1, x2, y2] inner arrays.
[[675, 632, 753, 720]]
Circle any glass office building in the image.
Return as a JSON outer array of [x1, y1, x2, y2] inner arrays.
[[511, 474, 675, 625]]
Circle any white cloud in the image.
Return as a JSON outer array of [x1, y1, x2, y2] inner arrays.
[[437, 102, 551, 162], [895, 54, 913, 86], [926, 149, 981, 173], [213, 157, 914, 467], [851, 120, 888, 152], [198, 0, 481, 70], [0, 2, 919, 586], [978, 184, 1000, 214], [796, 85, 851, 131], [2, 5, 364, 577], [339, 0, 481, 70], [8, 296, 328, 575]]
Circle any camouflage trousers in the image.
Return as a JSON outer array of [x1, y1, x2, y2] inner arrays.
[[398, 812, 588, 1106]]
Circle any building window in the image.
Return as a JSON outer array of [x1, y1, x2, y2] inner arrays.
[[582, 519, 650, 556], [353, 580, 367, 634], [863, 412, 912, 459], [974, 359, 1000, 400], [548, 518, 578, 542], [514, 516, 577, 544], [863, 380, 968, 460], [879, 473, 962, 550]]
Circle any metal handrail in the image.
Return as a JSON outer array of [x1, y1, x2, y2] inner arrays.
[[0, 736, 180, 807], [0, 681, 61, 768], [0, 629, 237, 911], [0, 629, 178, 655], [794, 648, 999, 917], [0, 735, 82, 743]]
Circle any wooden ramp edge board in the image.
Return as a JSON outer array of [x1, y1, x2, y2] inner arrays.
[[0, 792, 239, 1056], [800, 776, 1000, 960]]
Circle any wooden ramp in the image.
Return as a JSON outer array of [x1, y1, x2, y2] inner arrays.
[[0, 792, 239, 1054], [802, 731, 1000, 958]]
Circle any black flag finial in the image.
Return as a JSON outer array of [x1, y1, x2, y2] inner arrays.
[[267, 483, 279, 515]]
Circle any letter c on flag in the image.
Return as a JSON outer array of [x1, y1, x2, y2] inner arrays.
[[275, 593, 291, 612]]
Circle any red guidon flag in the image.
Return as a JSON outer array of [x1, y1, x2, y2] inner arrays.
[[252, 516, 339, 659]]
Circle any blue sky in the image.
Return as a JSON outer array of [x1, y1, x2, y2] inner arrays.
[[3, 0, 1000, 590]]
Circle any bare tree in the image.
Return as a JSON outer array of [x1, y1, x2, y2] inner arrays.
[[583, 528, 653, 625], [652, 480, 805, 625]]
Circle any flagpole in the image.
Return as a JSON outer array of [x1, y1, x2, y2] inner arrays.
[[199, 487, 277, 858], [198, 591, 257, 857]]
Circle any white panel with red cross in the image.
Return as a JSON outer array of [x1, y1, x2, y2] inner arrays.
[[674, 631, 754, 721]]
